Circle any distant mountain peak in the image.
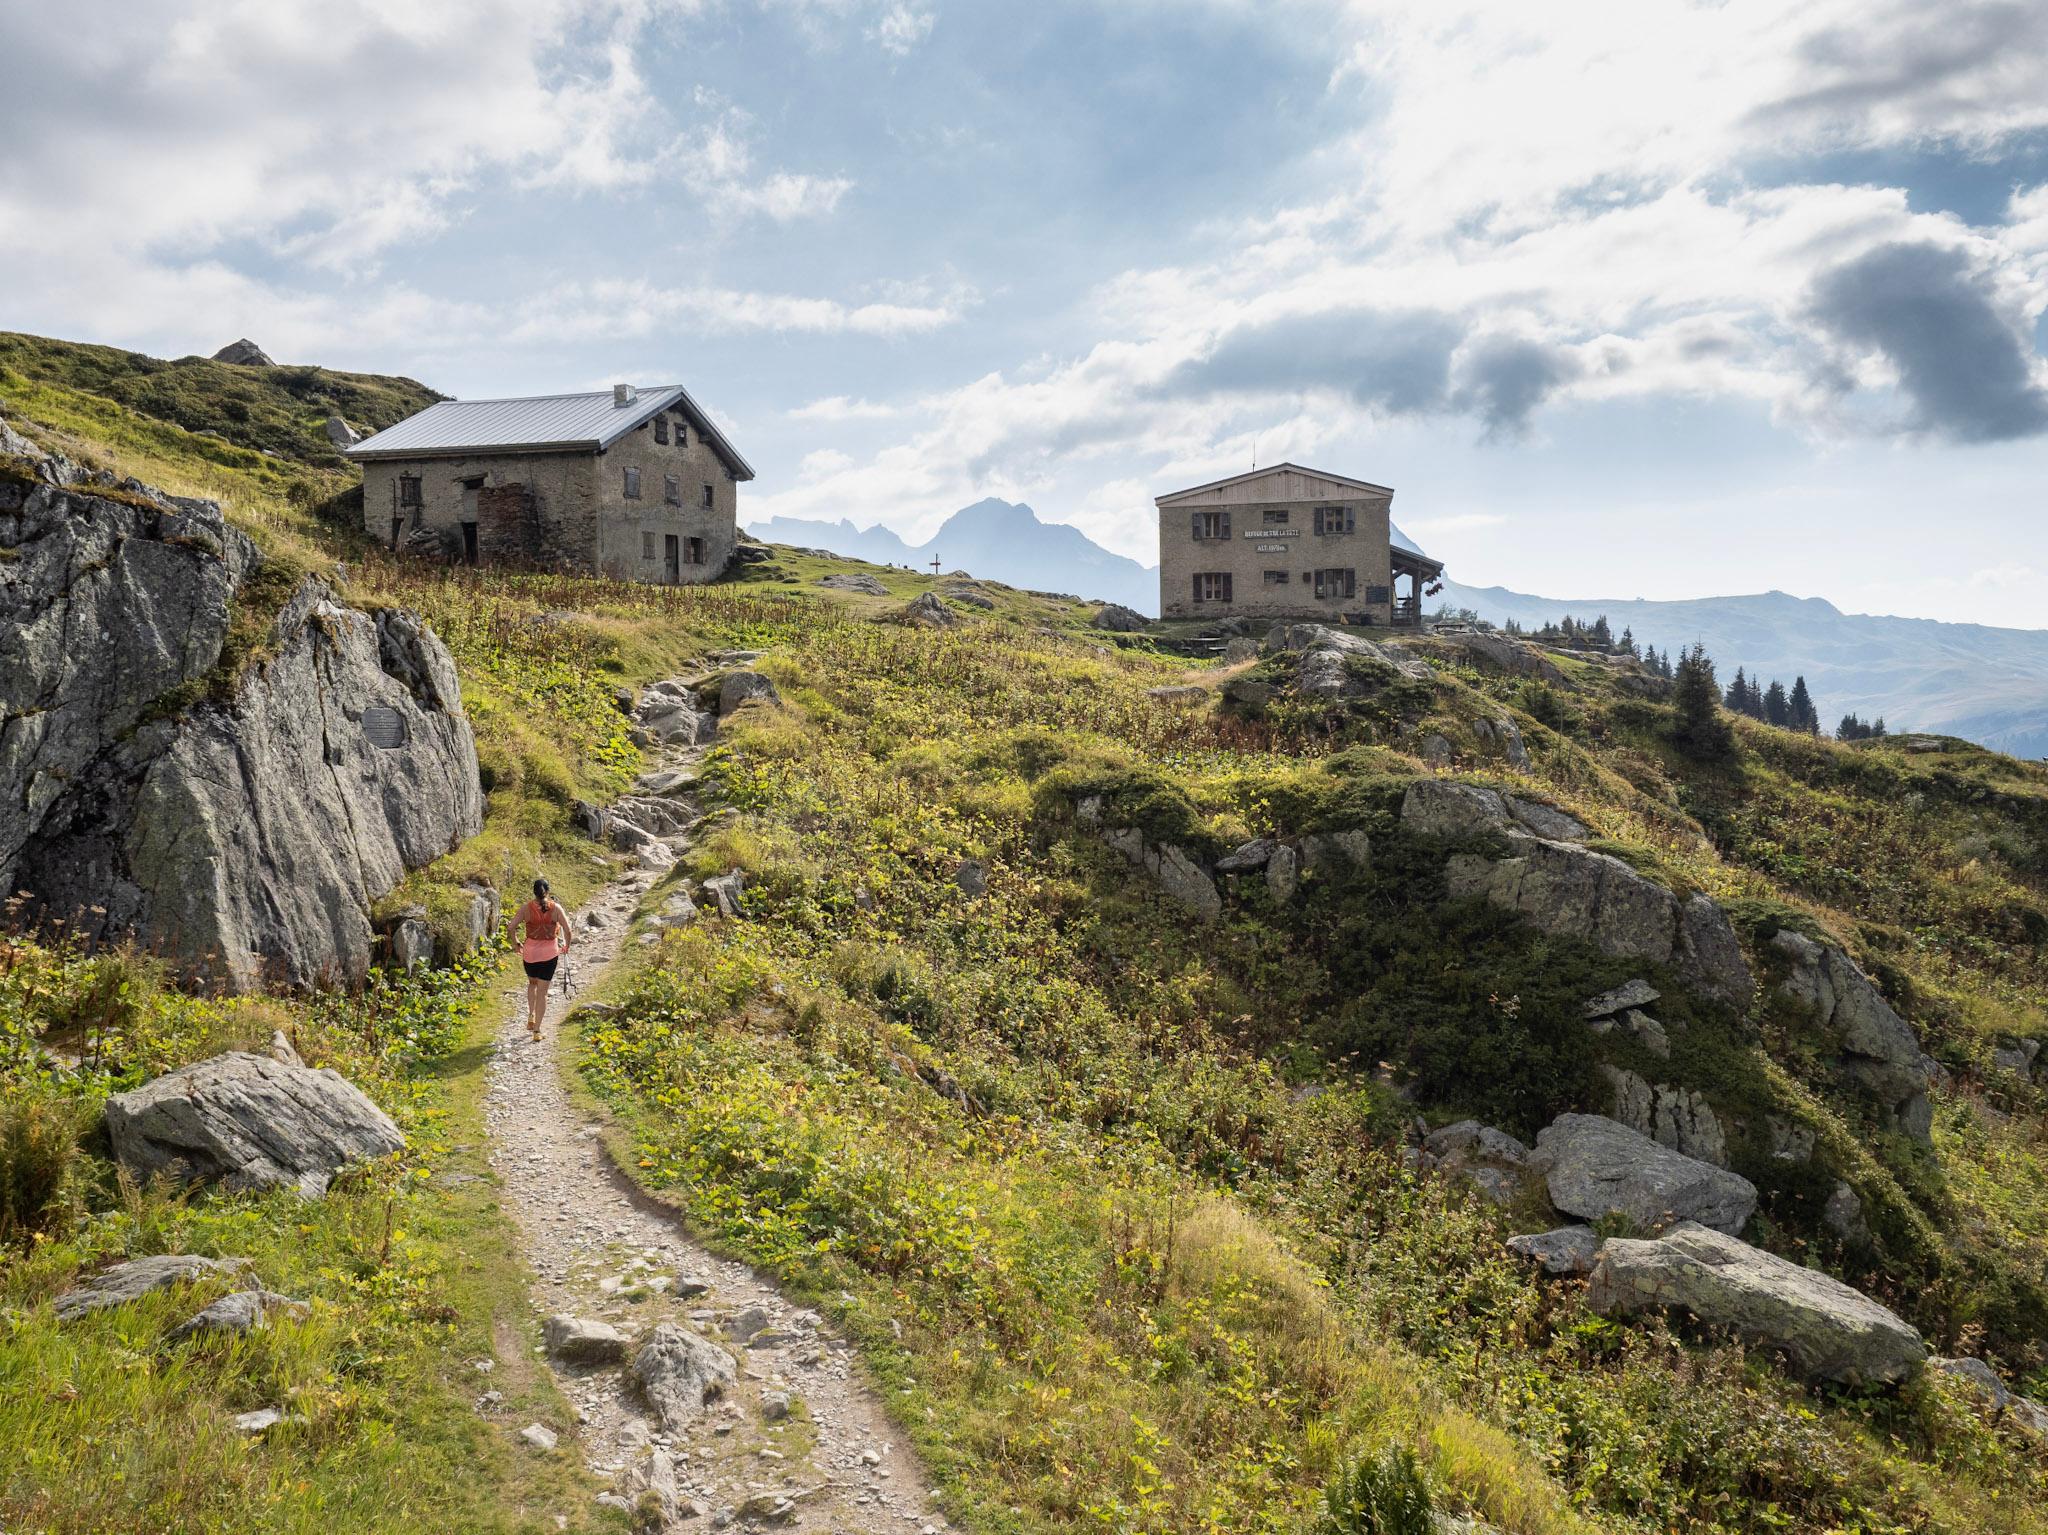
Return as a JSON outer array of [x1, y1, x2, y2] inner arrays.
[[750, 498, 1155, 611]]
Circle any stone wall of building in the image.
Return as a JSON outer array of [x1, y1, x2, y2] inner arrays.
[[357, 402, 739, 583], [1157, 489, 1395, 623]]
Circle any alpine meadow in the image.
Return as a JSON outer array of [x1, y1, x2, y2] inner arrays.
[[6, 4, 2048, 1534]]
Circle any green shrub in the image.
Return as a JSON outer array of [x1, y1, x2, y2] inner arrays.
[[0, 1082, 85, 1246], [1315, 1444, 1435, 1535]]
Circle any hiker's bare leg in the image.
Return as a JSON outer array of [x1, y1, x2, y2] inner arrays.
[[527, 977, 547, 1034]]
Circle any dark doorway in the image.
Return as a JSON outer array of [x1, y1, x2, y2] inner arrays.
[[461, 521, 479, 564], [664, 533, 680, 584]]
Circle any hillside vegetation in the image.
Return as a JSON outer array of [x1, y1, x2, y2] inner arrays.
[[3, 338, 2046, 1534]]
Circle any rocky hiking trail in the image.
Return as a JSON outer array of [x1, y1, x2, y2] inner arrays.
[[481, 671, 953, 1535]]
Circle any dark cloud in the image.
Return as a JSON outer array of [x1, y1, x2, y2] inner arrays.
[[1451, 337, 1582, 441], [1808, 240, 2048, 442], [1759, 2, 2048, 134], [1163, 309, 1461, 415]]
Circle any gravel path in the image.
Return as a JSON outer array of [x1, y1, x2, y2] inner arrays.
[[482, 725, 953, 1534]]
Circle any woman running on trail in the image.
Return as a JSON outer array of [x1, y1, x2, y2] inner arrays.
[[509, 878, 571, 1041]]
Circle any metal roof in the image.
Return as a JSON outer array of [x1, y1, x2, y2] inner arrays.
[[1153, 461, 1396, 505], [345, 384, 754, 480]]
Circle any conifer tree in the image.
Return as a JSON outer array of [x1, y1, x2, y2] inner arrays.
[[1788, 676, 1818, 734], [1673, 642, 1732, 757], [1763, 680, 1790, 727], [1871, 717, 1887, 737], [1726, 667, 1749, 712], [1591, 615, 1613, 650], [1620, 625, 1636, 658]]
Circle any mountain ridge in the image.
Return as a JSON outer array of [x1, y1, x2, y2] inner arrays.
[[749, 498, 1158, 611]]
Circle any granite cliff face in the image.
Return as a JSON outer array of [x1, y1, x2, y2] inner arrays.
[[0, 417, 481, 989]]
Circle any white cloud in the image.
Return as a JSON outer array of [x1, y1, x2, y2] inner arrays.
[[872, 4, 935, 55], [1970, 561, 2037, 589], [789, 395, 906, 421]]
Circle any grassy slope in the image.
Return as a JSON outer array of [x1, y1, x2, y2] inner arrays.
[[0, 330, 439, 469], [560, 612, 2048, 1534], [4, 341, 2045, 1532]]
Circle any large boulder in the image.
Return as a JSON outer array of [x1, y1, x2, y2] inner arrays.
[[104, 1051, 405, 1196], [2, 437, 482, 990], [544, 1313, 634, 1365], [1404, 782, 1753, 1010], [1768, 930, 1930, 1141], [1587, 1222, 1927, 1386], [322, 416, 359, 448], [1092, 603, 1148, 632], [1530, 1113, 1756, 1234], [817, 572, 887, 595], [898, 592, 961, 629], [717, 670, 779, 713], [631, 1322, 737, 1432]]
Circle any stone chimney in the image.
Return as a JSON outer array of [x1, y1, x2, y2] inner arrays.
[[613, 383, 637, 406]]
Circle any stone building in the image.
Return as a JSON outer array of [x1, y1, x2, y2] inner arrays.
[[1155, 463, 1443, 624], [346, 383, 753, 582]]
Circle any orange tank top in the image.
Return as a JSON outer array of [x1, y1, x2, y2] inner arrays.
[[521, 900, 559, 941]]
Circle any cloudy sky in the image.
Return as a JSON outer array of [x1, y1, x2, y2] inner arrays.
[[5, 0, 2048, 625]]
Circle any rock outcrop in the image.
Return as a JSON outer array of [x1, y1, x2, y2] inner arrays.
[[817, 572, 888, 595], [634, 679, 717, 746], [1422, 1119, 1530, 1205], [1100, 826, 1222, 922], [167, 1288, 309, 1341], [1263, 622, 1433, 695], [210, 338, 274, 366], [1930, 1356, 2048, 1442], [53, 1254, 249, 1321], [1588, 1221, 1927, 1385], [2, 427, 482, 990], [1767, 930, 1931, 1141], [1092, 603, 1147, 632], [104, 1050, 405, 1196], [1530, 1113, 1756, 1234], [1402, 781, 1754, 1009], [1600, 1066, 1728, 1165]]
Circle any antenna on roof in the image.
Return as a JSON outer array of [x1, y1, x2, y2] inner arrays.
[[1251, 434, 1258, 470]]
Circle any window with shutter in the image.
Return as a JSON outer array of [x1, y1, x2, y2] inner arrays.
[[642, 531, 656, 560], [654, 416, 668, 445], [1314, 505, 1354, 535], [623, 467, 642, 499], [702, 483, 715, 508], [664, 474, 681, 505]]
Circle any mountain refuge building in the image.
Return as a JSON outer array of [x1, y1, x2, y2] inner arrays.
[[345, 383, 753, 583], [1155, 464, 1443, 624]]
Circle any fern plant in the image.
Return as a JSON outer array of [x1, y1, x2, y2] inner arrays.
[[1314, 1444, 1435, 1535]]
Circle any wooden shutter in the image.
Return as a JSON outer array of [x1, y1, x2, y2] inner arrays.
[[1221, 573, 1233, 602], [1220, 511, 1231, 539]]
